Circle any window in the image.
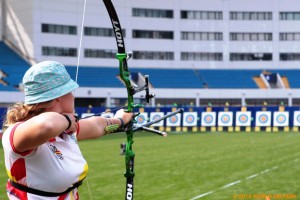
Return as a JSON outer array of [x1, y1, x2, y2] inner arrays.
[[42, 24, 77, 35], [84, 27, 125, 37], [230, 12, 272, 20], [84, 49, 116, 58], [181, 11, 222, 20], [181, 52, 223, 61], [280, 53, 300, 61], [133, 30, 173, 39], [42, 47, 77, 57], [280, 33, 300, 41], [133, 8, 173, 18], [181, 32, 223, 41], [230, 33, 272, 41], [230, 53, 272, 61], [133, 51, 174, 60], [280, 12, 300, 20]]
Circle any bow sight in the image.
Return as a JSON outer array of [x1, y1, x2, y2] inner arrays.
[[124, 52, 155, 104]]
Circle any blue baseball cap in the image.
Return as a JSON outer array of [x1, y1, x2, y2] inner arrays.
[[23, 61, 79, 104]]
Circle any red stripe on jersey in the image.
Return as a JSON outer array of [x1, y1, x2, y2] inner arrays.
[[10, 123, 33, 156], [10, 158, 26, 181]]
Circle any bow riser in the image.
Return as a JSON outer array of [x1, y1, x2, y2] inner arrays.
[[116, 53, 134, 112]]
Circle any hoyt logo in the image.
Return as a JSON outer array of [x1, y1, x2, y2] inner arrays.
[[126, 183, 133, 200], [112, 19, 124, 48]]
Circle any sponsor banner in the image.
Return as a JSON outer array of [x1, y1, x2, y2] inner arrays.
[[81, 113, 95, 118], [149, 112, 164, 127], [218, 112, 233, 127], [135, 113, 148, 125], [166, 112, 182, 127], [183, 112, 198, 126], [201, 112, 216, 127], [255, 111, 271, 127], [273, 111, 289, 127], [101, 113, 114, 118], [293, 111, 300, 126], [236, 111, 251, 126]]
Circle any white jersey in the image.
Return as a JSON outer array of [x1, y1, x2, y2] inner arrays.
[[2, 123, 88, 200]]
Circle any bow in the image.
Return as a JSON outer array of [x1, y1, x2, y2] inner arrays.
[[102, 1, 183, 199]]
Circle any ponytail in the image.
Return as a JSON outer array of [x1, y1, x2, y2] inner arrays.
[[3, 100, 54, 127]]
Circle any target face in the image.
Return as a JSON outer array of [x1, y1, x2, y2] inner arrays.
[[186, 114, 195, 124], [152, 114, 161, 120], [239, 114, 248, 123], [166, 112, 182, 127], [293, 111, 300, 126], [150, 112, 164, 127], [168, 115, 179, 123], [136, 115, 146, 124], [276, 114, 286, 124], [235, 112, 251, 126], [273, 112, 289, 127], [134, 113, 148, 125], [204, 114, 213, 124], [218, 112, 233, 127], [258, 114, 269, 124], [183, 112, 198, 126], [201, 112, 216, 127], [297, 115, 300, 123], [235, 111, 251, 126], [255, 111, 271, 127], [221, 114, 230, 123]]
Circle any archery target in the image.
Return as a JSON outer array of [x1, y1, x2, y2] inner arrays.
[[255, 111, 271, 127], [201, 112, 216, 127], [183, 112, 198, 126], [235, 111, 251, 126], [135, 113, 148, 125], [273, 111, 289, 127], [293, 111, 300, 126], [167, 112, 182, 127], [150, 112, 164, 127], [218, 112, 233, 127]]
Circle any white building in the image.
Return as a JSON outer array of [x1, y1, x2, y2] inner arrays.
[[1, 0, 300, 106], [2, 0, 300, 69]]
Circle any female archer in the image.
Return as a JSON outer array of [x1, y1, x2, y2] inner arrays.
[[2, 60, 133, 199]]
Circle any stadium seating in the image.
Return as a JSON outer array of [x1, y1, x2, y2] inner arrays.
[[0, 42, 30, 91], [198, 69, 261, 89], [66, 66, 124, 88], [65, 67, 206, 88], [270, 70, 300, 88], [2, 41, 300, 90]]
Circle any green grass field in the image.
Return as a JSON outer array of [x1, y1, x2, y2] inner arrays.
[[1, 131, 300, 200]]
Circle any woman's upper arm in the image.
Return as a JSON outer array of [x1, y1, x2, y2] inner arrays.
[[13, 112, 69, 152]]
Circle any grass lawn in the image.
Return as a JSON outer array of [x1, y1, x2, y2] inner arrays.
[[1, 131, 300, 199]]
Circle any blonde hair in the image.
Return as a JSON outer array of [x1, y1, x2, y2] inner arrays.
[[3, 100, 54, 127]]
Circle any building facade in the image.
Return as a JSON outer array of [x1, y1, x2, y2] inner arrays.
[[2, 0, 300, 69]]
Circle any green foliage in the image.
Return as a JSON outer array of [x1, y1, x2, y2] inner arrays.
[[1, 132, 300, 199]]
